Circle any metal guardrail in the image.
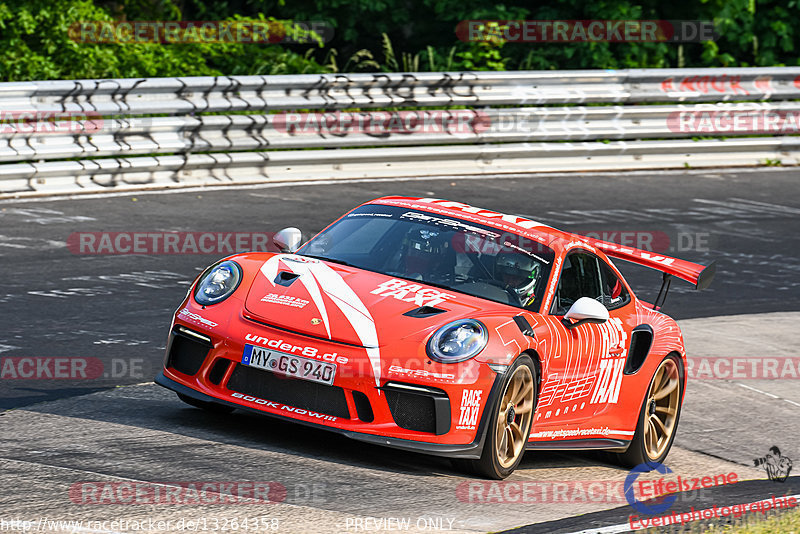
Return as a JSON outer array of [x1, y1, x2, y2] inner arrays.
[[1, 67, 799, 197]]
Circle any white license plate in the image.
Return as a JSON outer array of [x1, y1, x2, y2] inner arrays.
[[242, 344, 336, 386]]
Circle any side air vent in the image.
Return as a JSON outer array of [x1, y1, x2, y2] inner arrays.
[[625, 325, 654, 375], [513, 315, 535, 337], [403, 306, 447, 318]]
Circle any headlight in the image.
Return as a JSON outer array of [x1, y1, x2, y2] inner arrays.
[[194, 260, 242, 306], [427, 319, 488, 363]]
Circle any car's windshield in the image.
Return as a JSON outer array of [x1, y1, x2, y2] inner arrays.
[[298, 204, 556, 311]]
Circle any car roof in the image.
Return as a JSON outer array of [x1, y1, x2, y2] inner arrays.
[[365, 196, 584, 253]]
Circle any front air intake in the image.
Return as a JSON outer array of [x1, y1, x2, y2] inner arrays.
[[166, 328, 212, 376], [382, 382, 450, 435], [208, 358, 231, 385], [352, 391, 374, 423], [226, 363, 350, 419]]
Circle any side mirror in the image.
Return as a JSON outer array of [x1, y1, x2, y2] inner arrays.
[[563, 297, 610, 329], [273, 227, 303, 253]]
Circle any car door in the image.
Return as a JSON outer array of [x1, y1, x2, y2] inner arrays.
[[534, 250, 634, 430], [589, 257, 637, 419]]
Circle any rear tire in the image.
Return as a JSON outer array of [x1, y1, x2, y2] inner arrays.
[[177, 393, 235, 414], [611, 353, 684, 468], [456, 355, 538, 479]]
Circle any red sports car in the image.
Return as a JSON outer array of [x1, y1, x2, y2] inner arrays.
[[156, 196, 715, 479]]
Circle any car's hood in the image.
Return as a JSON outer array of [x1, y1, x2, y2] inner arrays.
[[243, 254, 498, 347]]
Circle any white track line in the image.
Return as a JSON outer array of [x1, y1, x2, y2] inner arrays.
[[736, 382, 800, 410], [562, 525, 632, 534], [737, 383, 780, 399]]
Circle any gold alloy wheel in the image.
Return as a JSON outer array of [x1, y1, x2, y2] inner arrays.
[[644, 358, 681, 460], [495, 365, 535, 468]]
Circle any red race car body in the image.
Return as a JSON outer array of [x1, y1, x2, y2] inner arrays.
[[156, 196, 715, 478]]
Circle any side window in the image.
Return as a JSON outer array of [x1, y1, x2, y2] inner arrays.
[[551, 253, 602, 315], [599, 261, 631, 310]]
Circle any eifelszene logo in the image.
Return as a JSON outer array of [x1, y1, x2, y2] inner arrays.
[[624, 462, 739, 515], [625, 463, 677, 514]]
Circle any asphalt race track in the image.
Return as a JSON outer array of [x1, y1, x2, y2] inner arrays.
[[1, 167, 799, 533]]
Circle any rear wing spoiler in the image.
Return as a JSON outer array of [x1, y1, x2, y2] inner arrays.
[[584, 238, 716, 310]]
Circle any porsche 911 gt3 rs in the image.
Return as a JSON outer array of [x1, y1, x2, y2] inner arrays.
[[155, 196, 715, 479]]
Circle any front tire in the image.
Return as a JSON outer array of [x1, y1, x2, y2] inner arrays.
[[457, 355, 538, 479], [612, 353, 684, 468]]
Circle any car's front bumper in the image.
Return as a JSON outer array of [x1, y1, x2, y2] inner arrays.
[[156, 313, 503, 459], [156, 371, 502, 459]]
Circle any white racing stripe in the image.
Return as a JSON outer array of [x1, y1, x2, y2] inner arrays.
[[262, 255, 331, 338], [260, 255, 382, 388]]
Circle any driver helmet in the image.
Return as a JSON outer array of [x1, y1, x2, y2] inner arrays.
[[494, 252, 540, 302]]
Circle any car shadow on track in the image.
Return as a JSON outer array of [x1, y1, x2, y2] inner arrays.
[[21, 382, 624, 481]]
